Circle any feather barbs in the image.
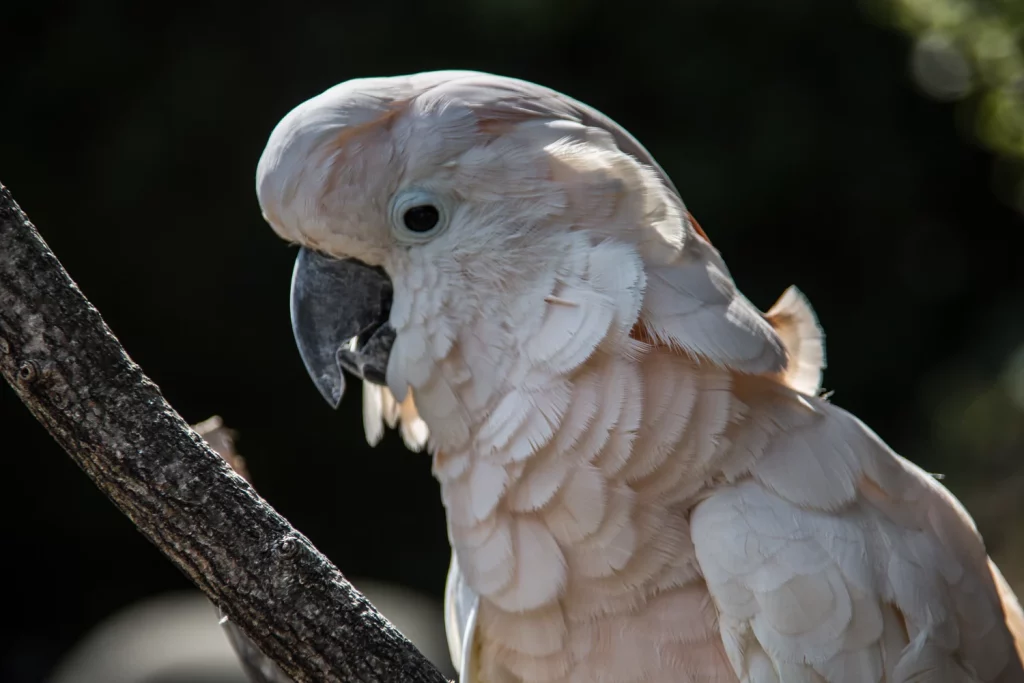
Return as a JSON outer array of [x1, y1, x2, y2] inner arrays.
[[765, 286, 826, 397]]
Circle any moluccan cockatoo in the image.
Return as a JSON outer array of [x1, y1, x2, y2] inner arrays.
[[256, 71, 1024, 683]]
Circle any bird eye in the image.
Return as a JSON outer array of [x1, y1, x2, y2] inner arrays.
[[389, 188, 449, 243], [402, 205, 440, 233]]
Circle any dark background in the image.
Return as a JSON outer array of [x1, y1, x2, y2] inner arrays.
[[3, 1, 1023, 681]]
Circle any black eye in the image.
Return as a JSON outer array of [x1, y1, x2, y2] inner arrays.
[[402, 204, 440, 233]]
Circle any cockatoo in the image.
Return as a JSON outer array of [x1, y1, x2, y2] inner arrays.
[[256, 70, 1024, 683]]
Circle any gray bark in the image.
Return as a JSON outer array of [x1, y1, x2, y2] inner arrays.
[[192, 416, 301, 683], [0, 183, 449, 683]]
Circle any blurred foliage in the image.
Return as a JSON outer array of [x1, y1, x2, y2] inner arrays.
[[869, 0, 1024, 209], [1, 1, 1023, 682]]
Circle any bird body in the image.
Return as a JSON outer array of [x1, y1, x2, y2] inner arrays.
[[257, 70, 1024, 682]]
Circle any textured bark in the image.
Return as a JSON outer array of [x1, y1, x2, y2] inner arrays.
[[0, 183, 448, 683], [193, 415, 299, 683]]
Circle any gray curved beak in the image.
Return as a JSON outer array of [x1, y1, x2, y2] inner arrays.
[[289, 247, 395, 408]]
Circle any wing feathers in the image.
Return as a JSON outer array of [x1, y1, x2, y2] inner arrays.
[[692, 397, 1024, 683]]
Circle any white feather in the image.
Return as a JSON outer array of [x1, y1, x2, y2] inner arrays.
[[488, 516, 567, 612], [765, 285, 827, 396], [641, 242, 787, 377], [362, 381, 386, 447]]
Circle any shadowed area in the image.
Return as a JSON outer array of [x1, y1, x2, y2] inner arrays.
[[2, 0, 1023, 681]]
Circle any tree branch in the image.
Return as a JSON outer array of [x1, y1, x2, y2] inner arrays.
[[0, 183, 448, 683], [193, 415, 302, 683]]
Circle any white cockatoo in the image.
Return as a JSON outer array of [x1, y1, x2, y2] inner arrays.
[[256, 70, 1024, 683]]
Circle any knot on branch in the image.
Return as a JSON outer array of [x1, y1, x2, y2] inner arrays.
[[17, 359, 37, 382], [277, 534, 301, 559]]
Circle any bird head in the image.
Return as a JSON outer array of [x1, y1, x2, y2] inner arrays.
[[257, 70, 820, 451]]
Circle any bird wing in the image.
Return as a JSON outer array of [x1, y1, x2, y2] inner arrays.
[[689, 396, 1024, 682]]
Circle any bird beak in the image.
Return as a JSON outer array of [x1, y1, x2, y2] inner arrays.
[[289, 246, 395, 408]]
